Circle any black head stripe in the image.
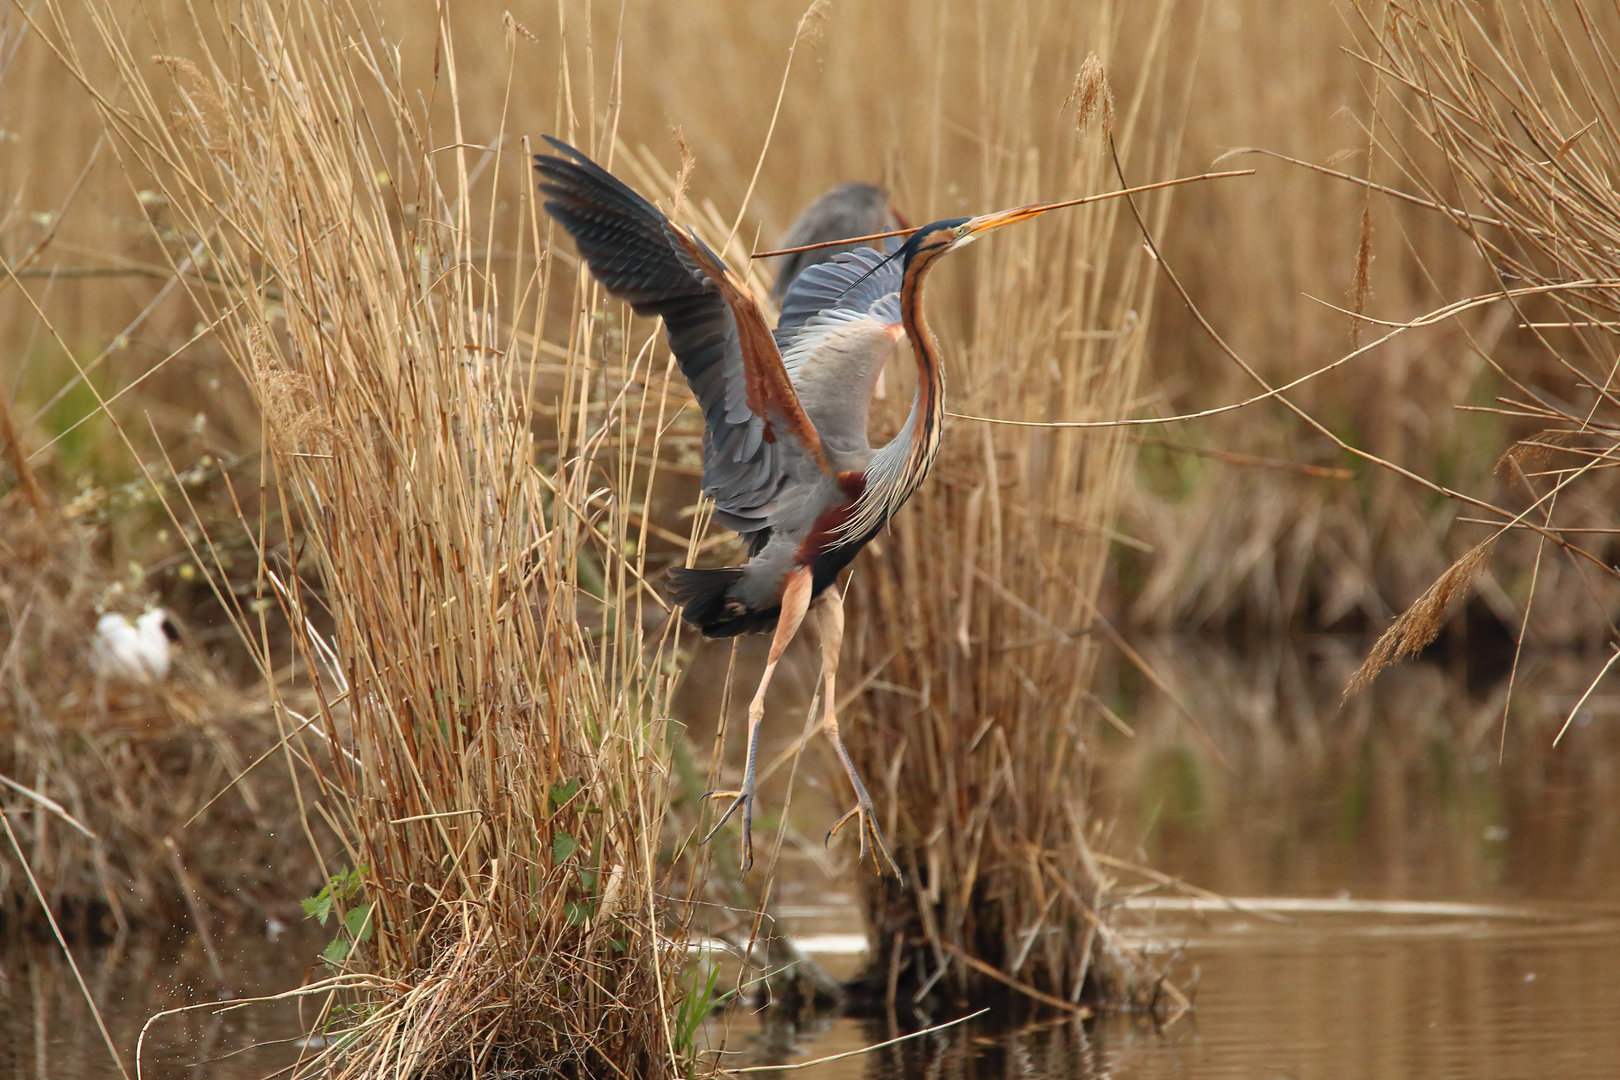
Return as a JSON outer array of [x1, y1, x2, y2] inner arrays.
[[831, 243, 906, 306]]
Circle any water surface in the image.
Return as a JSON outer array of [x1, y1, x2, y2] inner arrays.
[[711, 641, 1620, 1080], [8, 641, 1619, 1078]]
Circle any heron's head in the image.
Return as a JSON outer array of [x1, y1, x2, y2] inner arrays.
[[898, 217, 972, 267], [900, 204, 1054, 270]]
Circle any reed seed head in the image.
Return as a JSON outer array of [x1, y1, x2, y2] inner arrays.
[[1069, 53, 1115, 139]]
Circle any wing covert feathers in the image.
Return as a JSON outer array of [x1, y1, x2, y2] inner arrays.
[[536, 137, 832, 530], [666, 228, 832, 478]]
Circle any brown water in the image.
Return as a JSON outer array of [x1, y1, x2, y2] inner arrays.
[[728, 899, 1620, 1080], [9, 640, 1620, 1078], [0, 922, 327, 1080], [706, 639, 1620, 1080]]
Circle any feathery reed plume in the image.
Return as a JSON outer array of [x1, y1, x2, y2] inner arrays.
[[1347, 538, 1495, 696], [1069, 53, 1116, 140], [1348, 203, 1374, 348], [41, 2, 690, 1075], [1493, 430, 1584, 483]]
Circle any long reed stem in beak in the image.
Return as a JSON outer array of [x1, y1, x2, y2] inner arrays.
[[750, 168, 1252, 258]]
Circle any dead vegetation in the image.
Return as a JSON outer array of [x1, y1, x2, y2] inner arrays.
[[831, 7, 1183, 1007], [5, 0, 1616, 1074], [23, 0, 705, 1075], [0, 493, 323, 935], [1343, 0, 1620, 692]]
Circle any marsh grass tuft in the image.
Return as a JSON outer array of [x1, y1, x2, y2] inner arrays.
[[836, 10, 1182, 1007], [39, 1, 698, 1075]]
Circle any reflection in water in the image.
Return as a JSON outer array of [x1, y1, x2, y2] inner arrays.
[[0, 924, 324, 1080], [759, 918, 1620, 1080], [1090, 640, 1620, 903], [10, 643, 1620, 1078], [721, 643, 1620, 1080]]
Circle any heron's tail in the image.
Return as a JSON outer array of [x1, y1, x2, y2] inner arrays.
[[667, 567, 778, 638]]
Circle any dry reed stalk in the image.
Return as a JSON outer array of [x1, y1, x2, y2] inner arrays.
[[835, 13, 1182, 1005], [1343, 0, 1620, 683], [37, 1, 693, 1075], [1123, 0, 1501, 635]]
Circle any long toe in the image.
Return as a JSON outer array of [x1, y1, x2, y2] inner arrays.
[[828, 802, 902, 878], [700, 790, 750, 845], [863, 814, 902, 879]]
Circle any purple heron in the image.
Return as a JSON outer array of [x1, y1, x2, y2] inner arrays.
[[536, 138, 1053, 874]]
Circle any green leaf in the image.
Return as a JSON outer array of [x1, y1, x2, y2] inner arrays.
[[345, 903, 375, 944], [552, 831, 578, 864], [323, 937, 352, 966], [303, 867, 366, 929], [548, 779, 580, 811], [302, 890, 334, 926], [564, 900, 591, 926]]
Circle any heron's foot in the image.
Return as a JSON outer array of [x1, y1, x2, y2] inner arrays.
[[700, 788, 755, 872], [827, 797, 901, 878]]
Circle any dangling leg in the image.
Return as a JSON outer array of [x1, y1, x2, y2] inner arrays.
[[702, 566, 813, 872], [817, 583, 901, 877]]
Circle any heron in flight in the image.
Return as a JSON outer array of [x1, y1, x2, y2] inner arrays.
[[536, 138, 1053, 874]]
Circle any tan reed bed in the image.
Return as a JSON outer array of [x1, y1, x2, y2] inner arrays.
[[825, 13, 1187, 1008], [32, 1, 706, 1075], [13, 0, 1600, 647], [1343, 1, 1620, 698], [1119, 0, 1505, 638]]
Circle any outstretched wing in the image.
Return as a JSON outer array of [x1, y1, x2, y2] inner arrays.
[[534, 137, 829, 537], [773, 243, 905, 451]]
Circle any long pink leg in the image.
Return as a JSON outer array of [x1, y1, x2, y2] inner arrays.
[[703, 566, 813, 872], [818, 583, 901, 876]]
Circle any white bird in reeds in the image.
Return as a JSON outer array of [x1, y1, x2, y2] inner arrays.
[[92, 609, 177, 683]]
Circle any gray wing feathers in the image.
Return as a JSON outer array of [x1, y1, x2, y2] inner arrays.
[[775, 244, 906, 452], [774, 241, 904, 345], [534, 139, 783, 533]]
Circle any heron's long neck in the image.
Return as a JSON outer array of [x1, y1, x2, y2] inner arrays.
[[830, 253, 949, 545], [895, 255, 947, 493]]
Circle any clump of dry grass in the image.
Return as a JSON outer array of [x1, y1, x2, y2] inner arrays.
[[38, 1, 692, 1075], [835, 18, 1183, 1007], [1343, 0, 1620, 690]]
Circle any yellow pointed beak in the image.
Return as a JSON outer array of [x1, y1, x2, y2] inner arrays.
[[963, 203, 1053, 235]]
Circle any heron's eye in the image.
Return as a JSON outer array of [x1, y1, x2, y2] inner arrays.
[[956, 225, 971, 238]]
